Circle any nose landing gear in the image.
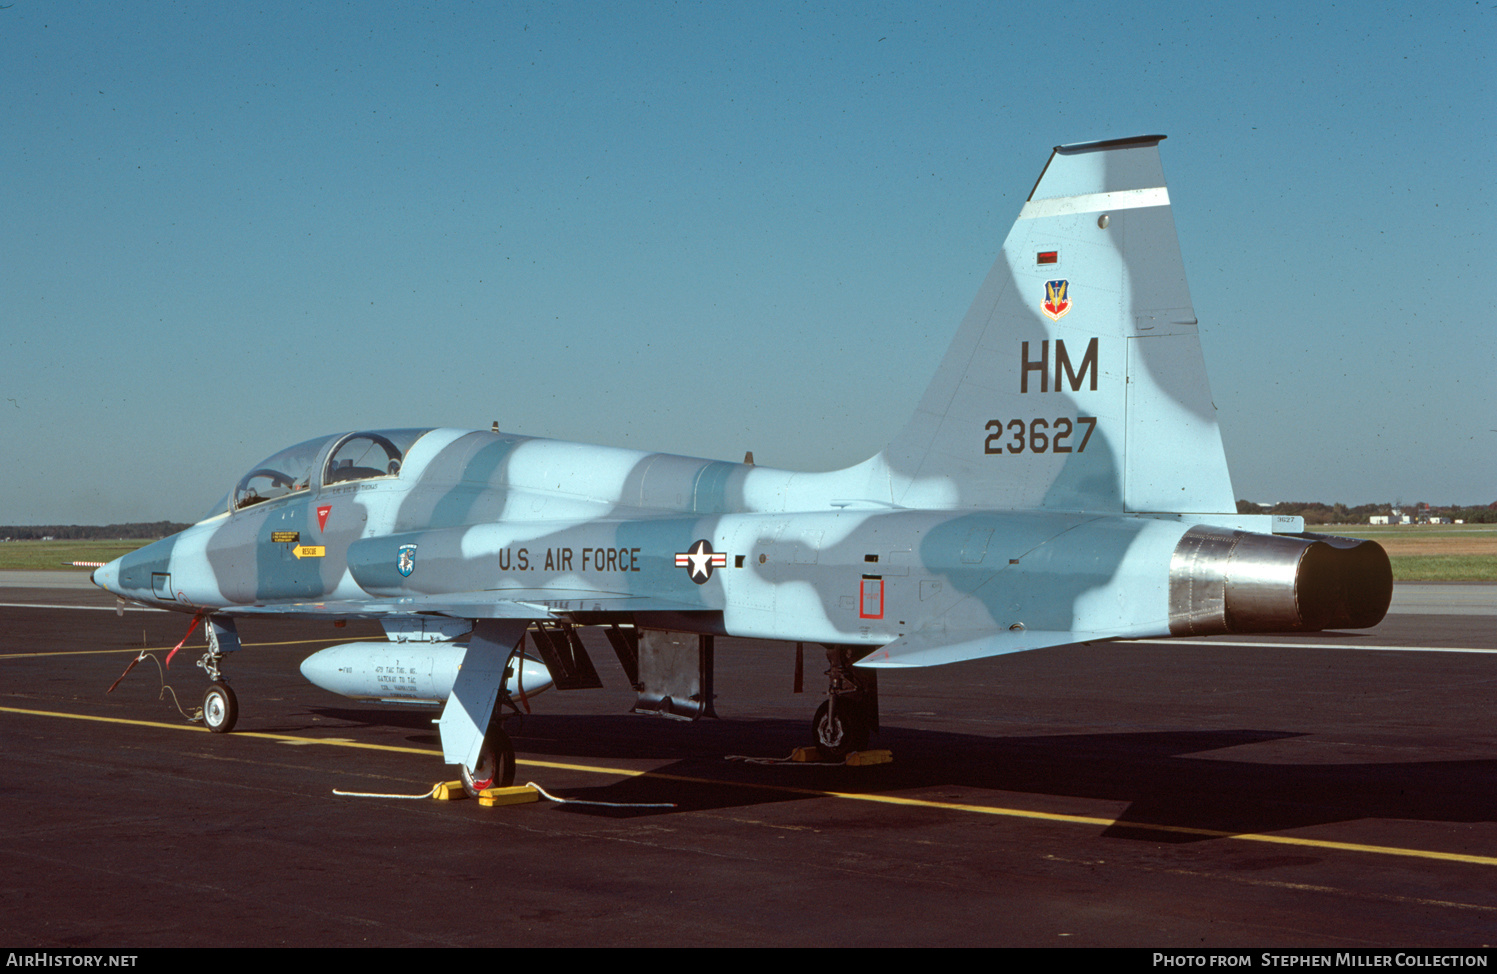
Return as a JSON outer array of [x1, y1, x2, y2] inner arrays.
[[196, 616, 241, 733]]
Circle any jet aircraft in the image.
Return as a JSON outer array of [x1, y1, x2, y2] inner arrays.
[[94, 136, 1392, 796]]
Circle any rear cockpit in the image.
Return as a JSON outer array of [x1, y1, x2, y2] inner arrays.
[[324, 430, 426, 485], [228, 429, 434, 513]]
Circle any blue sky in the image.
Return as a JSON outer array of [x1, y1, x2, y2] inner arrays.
[[2, 1, 1492, 524]]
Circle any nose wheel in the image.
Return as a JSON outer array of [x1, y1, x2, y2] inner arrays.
[[202, 682, 239, 733]]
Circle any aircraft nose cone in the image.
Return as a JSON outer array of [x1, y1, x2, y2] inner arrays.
[[92, 558, 121, 594]]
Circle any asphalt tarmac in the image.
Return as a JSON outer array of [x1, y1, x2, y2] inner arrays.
[[1, 577, 1493, 947]]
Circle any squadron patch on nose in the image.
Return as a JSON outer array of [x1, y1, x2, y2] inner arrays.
[[675, 539, 726, 584], [397, 543, 418, 578]]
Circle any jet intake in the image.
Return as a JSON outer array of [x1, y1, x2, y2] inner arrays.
[[1168, 527, 1392, 636]]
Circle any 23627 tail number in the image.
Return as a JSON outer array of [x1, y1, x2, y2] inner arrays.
[[983, 417, 1096, 455]]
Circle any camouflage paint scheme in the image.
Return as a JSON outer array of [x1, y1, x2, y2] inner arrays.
[[94, 137, 1391, 775]]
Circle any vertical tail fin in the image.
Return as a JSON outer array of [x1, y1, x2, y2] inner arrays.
[[872, 135, 1235, 514]]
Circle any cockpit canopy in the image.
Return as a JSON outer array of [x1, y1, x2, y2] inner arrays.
[[231, 428, 433, 512]]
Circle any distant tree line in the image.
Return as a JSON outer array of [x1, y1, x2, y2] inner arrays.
[[0, 522, 192, 541], [1234, 501, 1497, 525]]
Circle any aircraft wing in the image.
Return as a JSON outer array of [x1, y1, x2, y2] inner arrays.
[[212, 589, 710, 621], [857, 627, 1112, 668]]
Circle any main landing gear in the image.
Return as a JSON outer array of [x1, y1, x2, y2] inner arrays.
[[813, 698, 870, 754], [812, 645, 878, 758], [460, 720, 517, 799], [445, 626, 531, 799]]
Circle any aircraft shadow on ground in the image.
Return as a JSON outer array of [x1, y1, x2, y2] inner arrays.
[[308, 706, 1497, 837]]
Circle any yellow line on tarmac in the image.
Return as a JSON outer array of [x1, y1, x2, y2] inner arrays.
[[0, 705, 203, 732], [4, 703, 1494, 868], [0, 704, 437, 753], [805, 790, 1497, 867]]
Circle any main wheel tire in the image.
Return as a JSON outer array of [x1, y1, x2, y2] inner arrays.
[[460, 725, 516, 799], [813, 698, 869, 757], [203, 682, 238, 734]]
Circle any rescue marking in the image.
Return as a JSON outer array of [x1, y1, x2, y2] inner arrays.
[[271, 531, 300, 544], [316, 505, 331, 532]]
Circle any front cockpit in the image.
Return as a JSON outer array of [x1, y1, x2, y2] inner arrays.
[[231, 434, 332, 511], [229, 428, 434, 513]]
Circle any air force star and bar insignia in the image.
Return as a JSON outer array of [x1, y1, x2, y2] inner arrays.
[[675, 539, 726, 584], [1042, 279, 1071, 320], [397, 543, 418, 577]]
